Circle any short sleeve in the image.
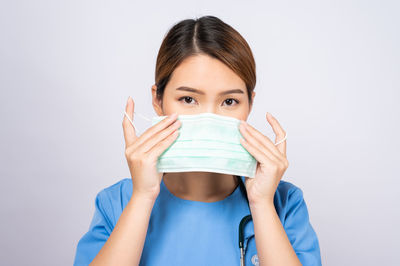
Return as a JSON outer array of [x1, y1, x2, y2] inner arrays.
[[284, 187, 322, 266], [73, 189, 115, 266]]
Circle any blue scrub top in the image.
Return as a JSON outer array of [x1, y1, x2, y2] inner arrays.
[[74, 176, 321, 266]]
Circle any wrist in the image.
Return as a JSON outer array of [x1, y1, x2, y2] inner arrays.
[[130, 190, 159, 205], [249, 198, 275, 212]]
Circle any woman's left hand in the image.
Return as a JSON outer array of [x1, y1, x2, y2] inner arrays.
[[239, 112, 288, 206]]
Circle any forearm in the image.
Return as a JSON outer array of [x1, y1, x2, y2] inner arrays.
[[90, 192, 156, 266], [249, 201, 301, 266]]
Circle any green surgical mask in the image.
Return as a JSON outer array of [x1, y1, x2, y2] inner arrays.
[[124, 111, 287, 178], [151, 112, 257, 178]]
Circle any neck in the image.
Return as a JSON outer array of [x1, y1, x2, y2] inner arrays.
[[163, 172, 240, 202]]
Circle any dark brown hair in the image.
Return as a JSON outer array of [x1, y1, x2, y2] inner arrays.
[[155, 15, 256, 107]]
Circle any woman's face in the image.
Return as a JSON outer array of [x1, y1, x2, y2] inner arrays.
[[152, 54, 255, 121]]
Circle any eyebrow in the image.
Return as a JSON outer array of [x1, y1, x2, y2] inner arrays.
[[175, 86, 245, 96]]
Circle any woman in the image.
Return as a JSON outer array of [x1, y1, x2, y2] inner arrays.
[[74, 16, 322, 266]]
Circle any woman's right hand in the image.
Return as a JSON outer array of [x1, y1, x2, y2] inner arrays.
[[122, 96, 181, 201]]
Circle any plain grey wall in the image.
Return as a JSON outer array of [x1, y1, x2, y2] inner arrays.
[[1, 0, 398, 265]]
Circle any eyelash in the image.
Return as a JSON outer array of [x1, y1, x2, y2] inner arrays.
[[178, 96, 240, 106]]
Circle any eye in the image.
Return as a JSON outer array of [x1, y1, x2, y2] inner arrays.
[[178, 96, 197, 105], [223, 98, 240, 106], [178, 96, 240, 106]]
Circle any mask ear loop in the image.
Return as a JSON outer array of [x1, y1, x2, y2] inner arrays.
[[274, 132, 288, 146], [123, 110, 152, 135]]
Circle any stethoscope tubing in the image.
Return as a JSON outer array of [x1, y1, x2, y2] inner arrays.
[[237, 176, 253, 266]]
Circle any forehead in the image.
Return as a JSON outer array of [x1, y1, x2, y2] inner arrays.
[[166, 54, 246, 93]]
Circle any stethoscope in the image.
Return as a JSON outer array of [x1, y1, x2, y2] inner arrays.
[[236, 175, 253, 266]]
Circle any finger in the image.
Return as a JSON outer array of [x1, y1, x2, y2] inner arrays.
[[135, 118, 181, 154], [239, 121, 283, 160], [146, 128, 180, 161], [266, 112, 287, 157], [122, 96, 137, 148], [240, 124, 280, 164], [239, 135, 276, 166], [130, 112, 179, 151]]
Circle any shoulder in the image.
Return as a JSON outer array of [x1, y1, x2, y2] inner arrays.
[[95, 177, 132, 206], [73, 178, 133, 265], [93, 178, 133, 226], [97, 177, 132, 198], [275, 178, 304, 202], [273, 179, 307, 221], [274, 180, 322, 265]]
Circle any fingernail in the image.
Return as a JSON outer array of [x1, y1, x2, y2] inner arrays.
[[267, 112, 273, 118], [127, 96, 131, 102]]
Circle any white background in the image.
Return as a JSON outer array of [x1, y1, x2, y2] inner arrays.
[[0, 0, 398, 265]]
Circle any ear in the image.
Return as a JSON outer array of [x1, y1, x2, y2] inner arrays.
[[249, 91, 256, 112], [151, 84, 164, 116]]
